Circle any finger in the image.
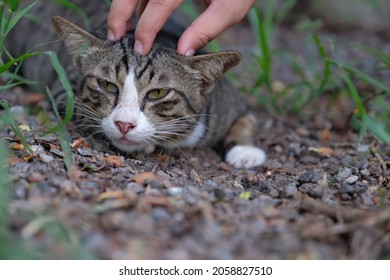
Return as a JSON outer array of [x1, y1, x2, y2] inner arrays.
[[178, 0, 254, 55], [134, 0, 183, 55], [107, 0, 138, 40]]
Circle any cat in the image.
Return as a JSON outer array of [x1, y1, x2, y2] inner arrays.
[[8, 1, 266, 169]]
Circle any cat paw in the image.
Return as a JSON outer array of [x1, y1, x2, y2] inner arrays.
[[225, 145, 266, 169]]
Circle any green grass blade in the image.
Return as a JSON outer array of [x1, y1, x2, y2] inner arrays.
[[0, 100, 33, 154], [341, 70, 366, 116], [45, 51, 74, 127], [360, 45, 390, 68], [329, 59, 390, 93], [45, 87, 73, 171], [313, 34, 331, 90], [0, 139, 9, 232], [364, 115, 390, 145], [5, 1, 37, 35]]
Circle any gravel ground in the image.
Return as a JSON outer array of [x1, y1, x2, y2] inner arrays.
[[2, 24, 390, 260]]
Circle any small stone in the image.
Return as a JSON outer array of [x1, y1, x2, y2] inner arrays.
[[307, 185, 324, 198], [281, 182, 298, 198], [31, 145, 44, 154], [297, 170, 314, 184], [50, 149, 64, 157], [38, 153, 54, 163], [269, 187, 279, 198], [156, 170, 171, 180], [357, 144, 370, 153], [336, 167, 352, 181], [360, 192, 374, 206], [126, 182, 144, 194], [10, 106, 25, 118], [77, 148, 93, 157], [360, 168, 370, 177], [152, 207, 172, 222], [345, 175, 359, 184], [244, 173, 258, 186], [167, 187, 183, 196], [300, 156, 320, 164]]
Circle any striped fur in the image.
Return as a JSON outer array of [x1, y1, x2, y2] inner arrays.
[[9, 1, 266, 168]]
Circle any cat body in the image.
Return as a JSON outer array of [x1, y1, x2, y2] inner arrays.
[[8, 0, 266, 169]]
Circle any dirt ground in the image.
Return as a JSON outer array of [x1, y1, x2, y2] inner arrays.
[[2, 20, 390, 259]]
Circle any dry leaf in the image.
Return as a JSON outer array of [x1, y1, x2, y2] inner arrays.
[[131, 172, 159, 185], [309, 147, 334, 157], [71, 138, 90, 149], [105, 155, 124, 167], [97, 191, 126, 202], [24, 93, 45, 105], [23, 154, 34, 162], [11, 143, 24, 150]]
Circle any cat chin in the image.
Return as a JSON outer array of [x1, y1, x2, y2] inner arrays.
[[110, 139, 145, 153]]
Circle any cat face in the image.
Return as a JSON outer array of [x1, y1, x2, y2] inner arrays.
[[52, 16, 240, 152]]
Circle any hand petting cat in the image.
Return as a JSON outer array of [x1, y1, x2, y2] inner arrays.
[[107, 0, 255, 56]]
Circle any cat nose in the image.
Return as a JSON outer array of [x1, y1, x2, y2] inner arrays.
[[115, 121, 136, 134]]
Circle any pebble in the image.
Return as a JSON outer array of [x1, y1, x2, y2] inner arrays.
[[38, 153, 54, 163], [50, 149, 64, 158], [297, 170, 314, 184], [77, 148, 93, 157], [336, 167, 352, 181], [360, 168, 370, 177], [357, 144, 370, 153], [167, 187, 183, 197], [345, 175, 359, 184], [307, 185, 324, 198], [268, 186, 280, 198], [300, 156, 320, 164], [360, 192, 374, 206], [282, 182, 298, 198], [151, 207, 172, 222], [10, 105, 25, 116], [126, 182, 145, 194]]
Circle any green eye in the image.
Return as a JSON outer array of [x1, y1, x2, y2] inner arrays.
[[147, 89, 169, 100], [97, 79, 118, 94]]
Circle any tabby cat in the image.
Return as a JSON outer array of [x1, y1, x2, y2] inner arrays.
[[9, 0, 266, 169]]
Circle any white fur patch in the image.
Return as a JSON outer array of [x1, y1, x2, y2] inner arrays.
[[101, 70, 155, 152], [183, 122, 205, 146], [225, 145, 266, 169]]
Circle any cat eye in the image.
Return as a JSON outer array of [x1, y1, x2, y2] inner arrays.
[[147, 89, 169, 100], [97, 79, 118, 94]]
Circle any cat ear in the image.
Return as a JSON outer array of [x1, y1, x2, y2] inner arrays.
[[188, 51, 241, 93], [52, 16, 104, 56]]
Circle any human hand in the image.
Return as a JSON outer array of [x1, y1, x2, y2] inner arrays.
[[107, 0, 255, 56]]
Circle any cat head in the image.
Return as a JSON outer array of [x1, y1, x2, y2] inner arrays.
[[52, 16, 241, 152]]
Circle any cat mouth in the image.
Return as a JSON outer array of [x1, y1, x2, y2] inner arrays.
[[115, 137, 140, 146]]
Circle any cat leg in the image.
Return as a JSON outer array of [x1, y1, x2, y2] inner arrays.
[[224, 113, 266, 169]]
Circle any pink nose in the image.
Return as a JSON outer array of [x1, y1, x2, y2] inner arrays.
[[115, 121, 136, 134]]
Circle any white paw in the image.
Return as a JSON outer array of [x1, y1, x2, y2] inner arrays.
[[225, 145, 266, 169]]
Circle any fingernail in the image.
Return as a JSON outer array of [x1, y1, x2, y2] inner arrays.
[[134, 40, 143, 55], [184, 48, 195, 56], [107, 29, 115, 41]]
